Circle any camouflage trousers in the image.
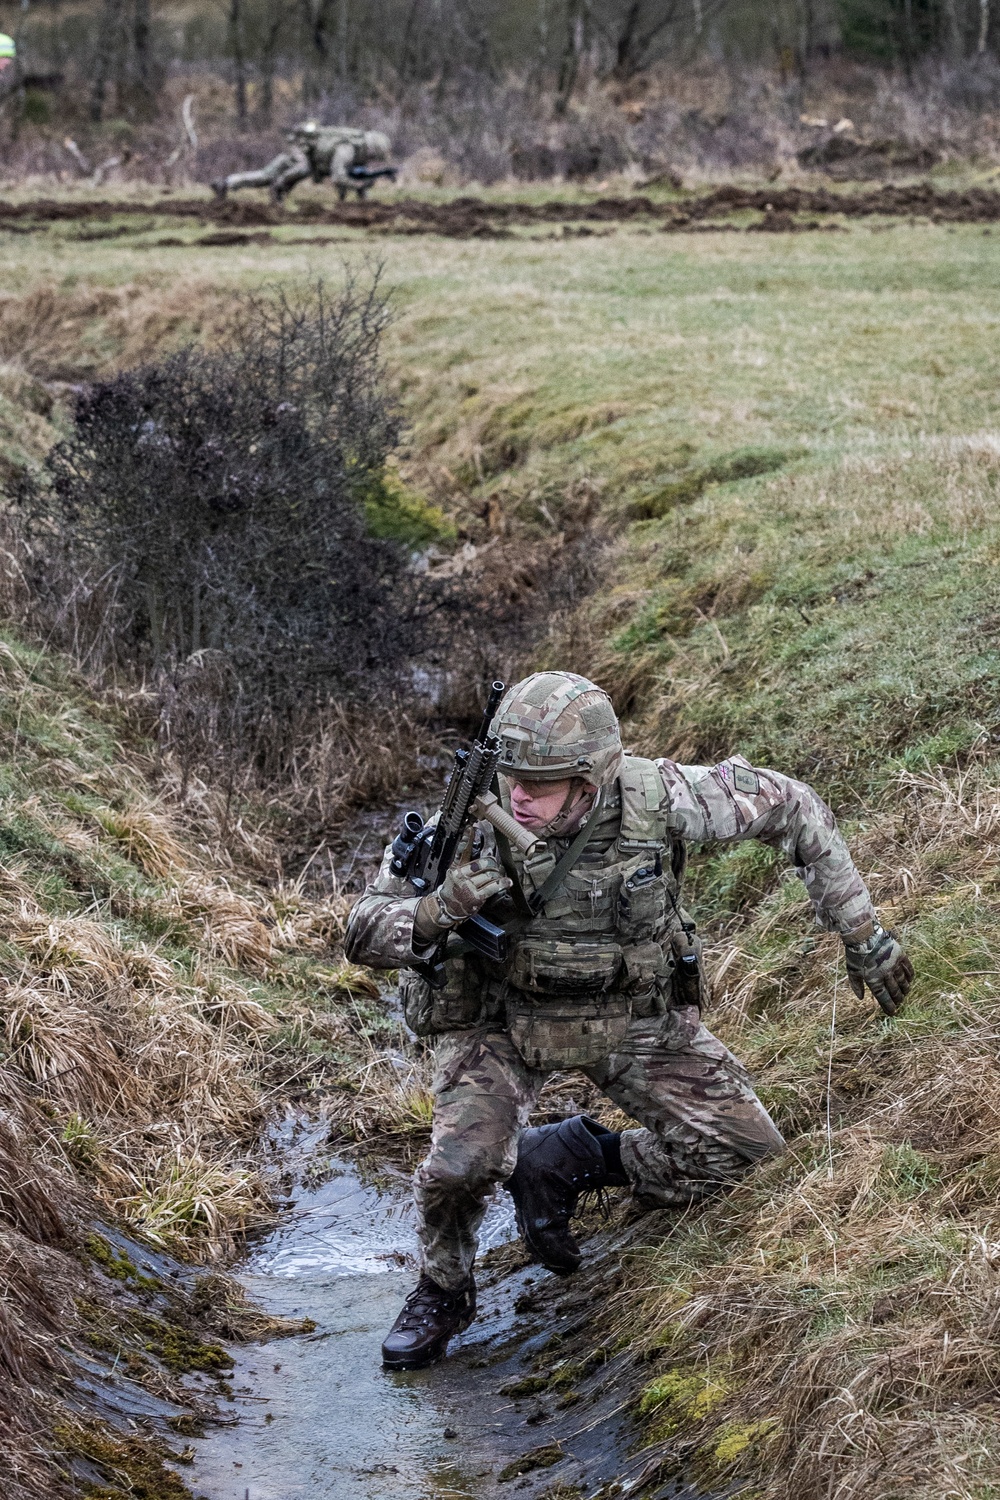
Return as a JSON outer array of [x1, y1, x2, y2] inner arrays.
[[414, 1005, 785, 1290], [223, 150, 311, 196]]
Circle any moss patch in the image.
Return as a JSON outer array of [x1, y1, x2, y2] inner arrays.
[[361, 466, 455, 547], [129, 1313, 233, 1374], [498, 1442, 565, 1481], [85, 1233, 161, 1291], [56, 1419, 192, 1500]]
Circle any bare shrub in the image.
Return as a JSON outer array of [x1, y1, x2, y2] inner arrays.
[[16, 276, 417, 783]]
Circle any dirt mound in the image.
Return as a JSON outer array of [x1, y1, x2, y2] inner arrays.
[[797, 133, 942, 178], [2, 183, 1000, 238]]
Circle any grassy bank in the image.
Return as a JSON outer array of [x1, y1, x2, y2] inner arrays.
[[3, 187, 1000, 1497], [0, 627, 431, 1494]]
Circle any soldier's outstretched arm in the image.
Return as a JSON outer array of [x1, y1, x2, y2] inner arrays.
[[657, 755, 913, 1015]]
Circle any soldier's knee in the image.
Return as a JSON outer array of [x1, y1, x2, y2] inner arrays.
[[419, 1137, 510, 1198]]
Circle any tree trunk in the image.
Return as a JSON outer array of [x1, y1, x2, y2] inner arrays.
[[258, 1, 286, 124], [796, 0, 813, 82], [979, 0, 990, 52], [613, 0, 642, 78], [555, 0, 585, 113], [89, 0, 126, 122], [900, 0, 915, 78], [133, 0, 153, 109], [229, 0, 247, 123], [337, 0, 348, 81], [398, 0, 422, 84]]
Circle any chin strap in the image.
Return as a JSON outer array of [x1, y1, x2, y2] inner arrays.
[[545, 780, 597, 839]]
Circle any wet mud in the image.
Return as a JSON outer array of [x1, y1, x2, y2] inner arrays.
[[181, 1118, 707, 1500], [2, 181, 1000, 240]]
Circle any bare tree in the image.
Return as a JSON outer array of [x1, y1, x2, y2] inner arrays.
[[257, 0, 290, 123], [228, 0, 248, 122], [555, 0, 588, 114], [598, 0, 717, 80], [89, 0, 127, 121]]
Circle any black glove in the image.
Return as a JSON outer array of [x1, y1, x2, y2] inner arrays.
[[844, 924, 913, 1017]]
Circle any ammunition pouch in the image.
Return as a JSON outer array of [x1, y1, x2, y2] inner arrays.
[[399, 959, 499, 1038], [507, 993, 632, 1070], [507, 936, 622, 997]]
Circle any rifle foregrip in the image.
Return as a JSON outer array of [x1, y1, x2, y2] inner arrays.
[[472, 793, 541, 856]]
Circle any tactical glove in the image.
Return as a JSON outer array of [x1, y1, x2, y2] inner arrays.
[[844, 924, 913, 1016], [414, 858, 511, 939]]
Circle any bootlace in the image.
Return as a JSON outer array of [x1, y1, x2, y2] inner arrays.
[[395, 1277, 466, 1330]]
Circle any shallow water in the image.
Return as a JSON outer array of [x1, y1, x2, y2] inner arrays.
[[184, 1127, 517, 1500]]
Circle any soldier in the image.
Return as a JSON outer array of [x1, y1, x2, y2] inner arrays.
[[211, 120, 394, 204], [345, 672, 913, 1370]]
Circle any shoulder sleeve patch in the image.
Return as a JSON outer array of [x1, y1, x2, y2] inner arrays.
[[732, 765, 760, 797]]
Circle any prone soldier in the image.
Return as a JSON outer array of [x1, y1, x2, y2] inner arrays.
[[345, 672, 913, 1370], [212, 120, 394, 204]]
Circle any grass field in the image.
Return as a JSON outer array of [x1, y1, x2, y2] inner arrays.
[[4, 193, 1000, 1498]]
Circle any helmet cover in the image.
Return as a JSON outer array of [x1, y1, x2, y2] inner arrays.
[[492, 671, 624, 788], [0, 35, 15, 59]]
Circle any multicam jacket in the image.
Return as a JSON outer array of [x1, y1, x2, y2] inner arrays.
[[344, 754, 876, 1051]]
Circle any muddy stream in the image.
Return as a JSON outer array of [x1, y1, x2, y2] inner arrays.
[[179, 1113, 704, 1500]]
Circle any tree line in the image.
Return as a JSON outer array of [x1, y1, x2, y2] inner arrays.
[[0, 0, 996, 130]]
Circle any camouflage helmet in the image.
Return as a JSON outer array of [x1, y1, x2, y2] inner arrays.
[[0, 34, 15, 60], [290, 119, 319, 140], [492, 671, 624, 787]]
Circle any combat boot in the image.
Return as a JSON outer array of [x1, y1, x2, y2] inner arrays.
[[210, 179, 228, 201], [507, 1114, 627, 1275], [381, 1274, 476, 1370]]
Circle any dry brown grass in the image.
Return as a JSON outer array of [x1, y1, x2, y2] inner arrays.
[[0, 279, 237, 382], [0, 624, 400, 1495]]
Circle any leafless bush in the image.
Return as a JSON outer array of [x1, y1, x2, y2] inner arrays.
[[15, 276, 419, 784]]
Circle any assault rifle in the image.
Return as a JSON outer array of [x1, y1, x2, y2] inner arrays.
[[389, 680, 539, 988]]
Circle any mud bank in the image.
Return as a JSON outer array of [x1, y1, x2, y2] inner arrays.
[[2, 181, 1000, 240], [182, 1118, 709, 1500]]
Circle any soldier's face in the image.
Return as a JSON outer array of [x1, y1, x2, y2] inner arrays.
[[507, 776, 595, 831], [0, 58, 11, 74]]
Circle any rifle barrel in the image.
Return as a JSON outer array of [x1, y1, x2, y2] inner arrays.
[[476, 680, 505, 744]]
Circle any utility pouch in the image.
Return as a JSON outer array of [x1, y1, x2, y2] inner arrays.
[[621, 940, 670, 1017], [507, 936, 623, 998], [399, 962, 487, 1037], [507, 994, 632, 1070], [618, 863, 669, 942]]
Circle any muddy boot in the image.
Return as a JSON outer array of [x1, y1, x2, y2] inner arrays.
[[210, 178, 228, 201], [381, 1274, 476, 1370], [507, 1115, 627, 1275]]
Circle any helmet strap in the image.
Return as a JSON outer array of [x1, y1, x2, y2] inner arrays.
[[544, 778, 596, 838]]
